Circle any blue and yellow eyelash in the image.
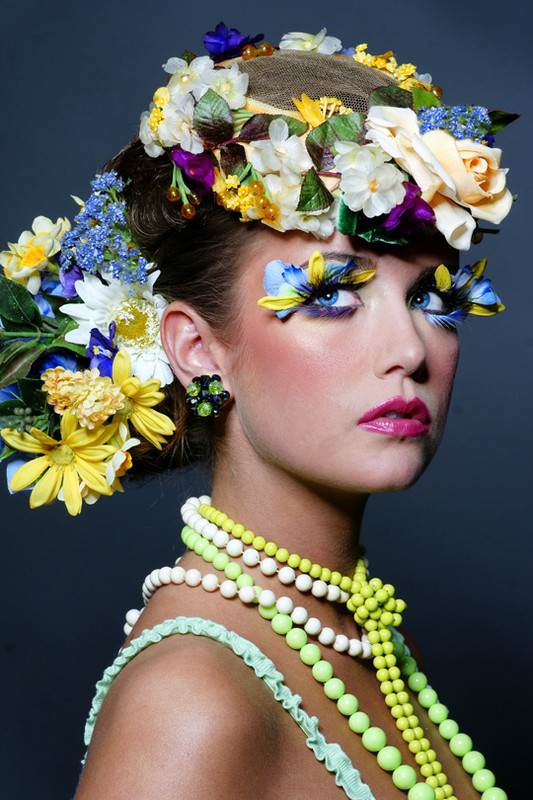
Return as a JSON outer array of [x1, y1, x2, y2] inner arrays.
[[257, 250, 376, 319], [411, 261, 504, 331]]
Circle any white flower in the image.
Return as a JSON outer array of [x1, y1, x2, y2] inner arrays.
[[0, 216, 70, 294], [258, 172, 336, 239], [105, 423, 141, 487], [139, 109, 165, 157], [248, 118, 313, 176], [157, 94, 205, 154], [335, 144, 406, 218], [279, 28, 342, 55], [60, 270, 174, 386], [164, 55, 216, 100], [204, 63, 249, 110]]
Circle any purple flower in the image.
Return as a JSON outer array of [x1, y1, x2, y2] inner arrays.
[[382, 182, 435, 234], [203, 22, 264, 63], [86, 323, 118, 378], [59, 263, 84, 299], [170, 146, 215, 194]]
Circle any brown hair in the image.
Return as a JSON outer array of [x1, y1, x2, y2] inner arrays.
[[103, 139, 260, 473]]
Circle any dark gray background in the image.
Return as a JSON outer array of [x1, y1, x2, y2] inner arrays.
[[1, 1, 530, 797]]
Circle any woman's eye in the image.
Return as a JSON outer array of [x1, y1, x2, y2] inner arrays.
[[410, 289, 445, 315], [311, 286, 361, 308]]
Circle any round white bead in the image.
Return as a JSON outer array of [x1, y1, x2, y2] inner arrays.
[[348, 639, 363, 657], [291, 606, 308, 625], [326, 585, 341, 603], [295, 574, 313, 592], [188, 512, 202, 529], [243, 548, 261, 567], [201, 573, 219, 592], [125, 608, 141, 627], [158, 566, 172, 584], [198, 495, 211, 505], [150, 569, 163, 588], [185, 568, 202, 587], [195, 518, 210, 535], [220, 580, 238, 598], [213, 530, 230, 548], [311, 580, 328, 598], [258, 589, 276, 608], [276, 596, 294, 614], [304, 617, 322, 636], [238, 585, 256, 604], [226, 539, 244, 558], [204, 522, 218, 540], [144, 576, 154, 592], [174, 556, 182, 566], [339, 590, 350, 603], [318, 627, 336, 645], [259, 557, 277, 576], [361, 640, 373, 658], [170, 566, 186, 584], [278, 566, 296, 585], [333, 634, 350, 652], [123, 623, 132, 636]]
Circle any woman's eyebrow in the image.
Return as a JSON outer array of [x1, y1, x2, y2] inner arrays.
[[299, 251, 377, 271]]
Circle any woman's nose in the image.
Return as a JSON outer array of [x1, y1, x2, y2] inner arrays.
[[373, 303, 427, 380]]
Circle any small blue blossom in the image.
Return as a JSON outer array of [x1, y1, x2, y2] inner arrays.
[[418, 104, 491, 143]]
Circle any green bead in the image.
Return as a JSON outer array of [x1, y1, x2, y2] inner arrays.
[[407, 783, 436, 800], [428, 703, 448, 725], [408, 672, 428, 692], [462, 751, 485, 774], [258, 604, 277, 619], [399, 655, 417, 675], [193, 537, 208, 555], [449, 733, 472, 757], [377, 745, 402, 771], [480, 789, 507, 800], [438, 719, 459, 740], [324, 678, 345, 700], [202, 544, 218, 563], [312, 660, 334, 683], [207, 379, 224, 394], [418, 688, 438, 708], [361, 726, 387, 752], [271, 614, 293, 635], [348, 711, 370, 733], [286, 628, 307, 650], [472, 769, 496, 791], [300, 643, 321, 665], [186, 382, 200, 396], [224, 562, 242, 580], [236, 573, 254, 588], [212, 552, 230, 571], [197, 400, 213, 417], [185, 531, 199, 548], [392, 764, 418, 790], [337, 693, 358, 716]]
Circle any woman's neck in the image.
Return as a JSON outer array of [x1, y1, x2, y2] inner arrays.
[[211, 446, 368, 577]]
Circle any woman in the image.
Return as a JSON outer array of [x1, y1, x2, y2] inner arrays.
[[0, 22, 518, 800]]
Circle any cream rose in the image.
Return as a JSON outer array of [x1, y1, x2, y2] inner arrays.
[[365, 106, 512, 250]]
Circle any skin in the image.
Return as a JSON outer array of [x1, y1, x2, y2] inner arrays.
[[75, 229, 480, 800]]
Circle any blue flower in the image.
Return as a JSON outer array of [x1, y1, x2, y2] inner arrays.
[[86, 323, 118, 377], [203, 22, 264, 62]]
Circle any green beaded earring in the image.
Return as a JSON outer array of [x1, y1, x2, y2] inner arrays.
[[185, 374, 230, 418]]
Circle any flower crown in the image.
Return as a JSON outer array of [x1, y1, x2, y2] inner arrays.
[[140, 22, 518, 251]]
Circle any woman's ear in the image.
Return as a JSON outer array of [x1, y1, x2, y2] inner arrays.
[[161, 300, 230, 391]]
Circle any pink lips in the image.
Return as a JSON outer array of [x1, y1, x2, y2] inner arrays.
[[358, 396, 431, 437]]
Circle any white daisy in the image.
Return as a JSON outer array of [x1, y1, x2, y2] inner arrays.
[[60, 270, 174, 386], [336, 145, 406, 218]]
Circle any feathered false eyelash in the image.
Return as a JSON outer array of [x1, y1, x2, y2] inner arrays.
[[410, 272, 471, 330]]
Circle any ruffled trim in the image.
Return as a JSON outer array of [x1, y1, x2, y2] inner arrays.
[[84, 616, 379, 800]]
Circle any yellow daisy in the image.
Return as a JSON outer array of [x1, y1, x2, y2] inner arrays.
[[1, 411, 117, 516]]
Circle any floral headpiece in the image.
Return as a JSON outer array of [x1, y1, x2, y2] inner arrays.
[[0, 172, 176, 515], [140, 22, 517, 251]]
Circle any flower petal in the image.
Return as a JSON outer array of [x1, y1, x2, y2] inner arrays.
[[29, 463, 63, 507], [9, 455, 51, 491], [62, 464, 82, 516]]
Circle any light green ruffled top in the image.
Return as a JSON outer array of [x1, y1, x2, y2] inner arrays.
[[85, 616, 381, 799]]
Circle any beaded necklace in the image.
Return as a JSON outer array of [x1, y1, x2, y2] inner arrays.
[[127, 497, 507, 800]]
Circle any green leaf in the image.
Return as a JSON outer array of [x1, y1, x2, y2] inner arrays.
[[219, 143, 248, 178], [0, 441, 16, 461], [488, 110, 520, 135], [411, 87, 441, 111], [194, 89, 234, 144], [369, 86, 413, 109], [297, 168, 334, 212], [237, 114, 307, 143], [17, 377, 45, 410], [0, 340, 47, 390], [0, 275, 42, 326], [337, 199, 408, 244], [328, 113, 366, 143], [180, 50, 197, 65], [283, 116, 308, 137], [306, 114, 366, 171]]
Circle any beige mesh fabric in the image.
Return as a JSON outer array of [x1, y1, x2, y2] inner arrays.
[[239, 51, 398, 115]]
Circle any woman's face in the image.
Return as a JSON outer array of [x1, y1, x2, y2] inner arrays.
[[219, 229, 460, 497]]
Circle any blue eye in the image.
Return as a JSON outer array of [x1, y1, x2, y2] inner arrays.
[[410, 290, 445, 314], [309, 286, 362, 312]]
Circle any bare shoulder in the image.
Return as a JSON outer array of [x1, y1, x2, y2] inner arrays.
[[75, 634, 284, 800]]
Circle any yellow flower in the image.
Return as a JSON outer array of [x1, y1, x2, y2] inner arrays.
[[0, 216, 70, 294], [112, 349, 176, 449], [292, 94, 326, 128], [42, 367, 125, 429], [1, 411, 117, 516]]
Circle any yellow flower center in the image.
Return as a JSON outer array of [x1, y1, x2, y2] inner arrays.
[[21, 244, 46, 269], [113, 298, 160, 350], [220, 82, 231, 93], [304, 41, 312, 50], [368, 179, 379, 192], [119, 398, 135, 419], [49, 444, 75, 466], [180, 73, 190, 84]]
